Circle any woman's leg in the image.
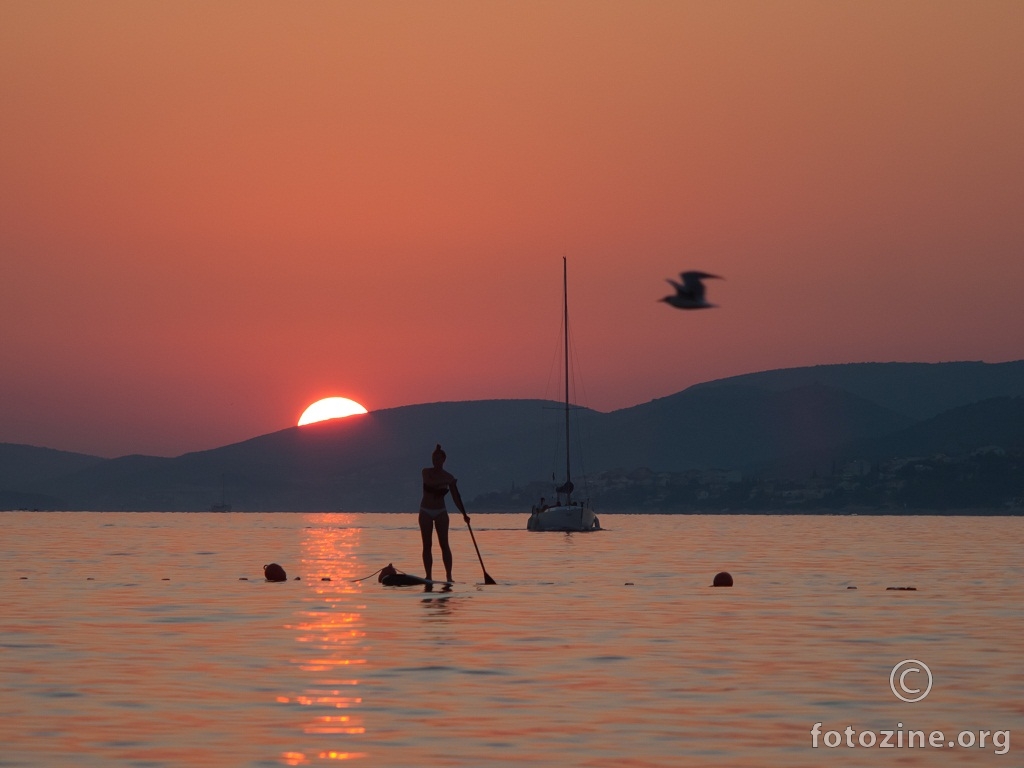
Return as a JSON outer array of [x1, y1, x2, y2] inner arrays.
[[435, 513, 453, 582], [419, 512, 434, 580]]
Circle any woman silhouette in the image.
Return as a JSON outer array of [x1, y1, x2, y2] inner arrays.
[[419, 444, 470, 582]]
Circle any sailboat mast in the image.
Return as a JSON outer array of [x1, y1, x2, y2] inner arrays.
[[563, 256, 572, 504]]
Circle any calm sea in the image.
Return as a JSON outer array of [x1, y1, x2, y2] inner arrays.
[[1, 512, 1020, 767]]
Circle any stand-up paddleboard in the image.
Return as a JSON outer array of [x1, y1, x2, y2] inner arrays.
[[378, 563, 452, 588]]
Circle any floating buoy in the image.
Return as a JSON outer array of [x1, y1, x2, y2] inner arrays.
[[711, 571, 733, 587], [264, 563, 287, 582], [886, 586, 917, 591], [847, 586, 857, 589]]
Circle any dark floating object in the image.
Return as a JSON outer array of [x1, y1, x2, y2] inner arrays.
[[886, 586, 918, 591], [19, 576, 28, 580], [264, 563, 287, 582], [712, 571, 733, 587], [161, 578, 170, 581], [294, 577, 301, 581], [847, 586, 857, 589], [378, 563, 452, 587], [87, 577, 95, 581], [321, 577, 331, 581], [239, 577, 248, 581], [624, 582, 635, 586]]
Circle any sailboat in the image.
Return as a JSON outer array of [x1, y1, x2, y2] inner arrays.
[[526, 258, 601, 533], [210, 474, 231, 513]]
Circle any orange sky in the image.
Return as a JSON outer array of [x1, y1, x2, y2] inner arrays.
[[2, 2, 1022, 457]]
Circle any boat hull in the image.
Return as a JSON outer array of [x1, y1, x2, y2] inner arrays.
[[527, 504, 600, 532]]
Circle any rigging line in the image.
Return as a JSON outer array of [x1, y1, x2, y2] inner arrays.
[[566, 316, 591, 413], [542, 307, 563, 405], [542, 282, 569, 477], [564, 299, 593, 498], [563, 256, 571, 493]]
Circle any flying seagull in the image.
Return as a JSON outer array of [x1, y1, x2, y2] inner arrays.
[[660, 271, 723, 309]]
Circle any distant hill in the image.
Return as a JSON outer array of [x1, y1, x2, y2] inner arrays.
[[693, 360, 1024, 420], [0, 443, 103, 487], [842, 395, 1024, 460], [3, 360, 1023, 511], [0, 444, 102, 510], [750, 395, 1024, 481], [586, 382, 914, 471], [21, 400, 570, 512]]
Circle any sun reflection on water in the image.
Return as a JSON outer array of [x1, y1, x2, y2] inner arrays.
[[282, 515, 370, 764]]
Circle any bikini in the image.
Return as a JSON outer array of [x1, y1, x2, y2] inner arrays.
[[420, 481, 451, 519]]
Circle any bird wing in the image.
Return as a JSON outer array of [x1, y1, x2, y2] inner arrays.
[[680, 272, 707, 301]]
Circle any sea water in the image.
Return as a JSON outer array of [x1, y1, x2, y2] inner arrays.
[[1, 512, 1020, 767]]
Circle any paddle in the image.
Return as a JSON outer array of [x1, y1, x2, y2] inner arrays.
[[463, 514, 497, 585]]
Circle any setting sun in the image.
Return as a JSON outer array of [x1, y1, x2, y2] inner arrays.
[[298, 397, 368, 426]]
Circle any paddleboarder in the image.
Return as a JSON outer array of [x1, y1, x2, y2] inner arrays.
[[419, 444, 470, 583]]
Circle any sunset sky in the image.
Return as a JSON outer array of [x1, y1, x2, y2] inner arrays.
[[3, 2, 1022, 458]]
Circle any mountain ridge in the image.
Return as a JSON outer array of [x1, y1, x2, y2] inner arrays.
[[3, 360, 1023, 511]]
